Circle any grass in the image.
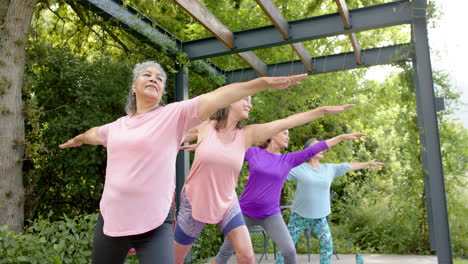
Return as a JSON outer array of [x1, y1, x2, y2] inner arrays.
[[454, 258, 468, 264]]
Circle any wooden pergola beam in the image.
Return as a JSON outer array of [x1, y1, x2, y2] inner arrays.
[[336, 0, 362, 64], [291, 43, 312, 72], [348, 33, 362, 64], [256, 0, 313, 73], [256, 0, 289, 39], [336, 0, 351, 28], [173, 0, 267, 76]]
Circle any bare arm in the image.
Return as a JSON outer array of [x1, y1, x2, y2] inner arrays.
[[325, 133, 367, 148], [349, 161, 385, 171], [197, 74, 307, 120], [182, 126, 199, 143], [59, 127, 102, 148], [245, 104, 355, 146], [180, 121, 213, 151]]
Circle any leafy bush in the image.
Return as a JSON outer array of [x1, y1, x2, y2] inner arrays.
[[189, 224, 224, 263], [0, 214, 139, 264]]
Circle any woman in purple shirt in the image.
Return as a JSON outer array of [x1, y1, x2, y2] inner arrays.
[[213, 131, 367, 264]]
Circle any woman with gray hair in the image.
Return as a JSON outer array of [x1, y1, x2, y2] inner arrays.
[[59, 60, 307, 264], [276, 138, 385, 264]]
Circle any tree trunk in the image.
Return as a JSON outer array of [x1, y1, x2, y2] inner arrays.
[[0, 0, 37, 233]]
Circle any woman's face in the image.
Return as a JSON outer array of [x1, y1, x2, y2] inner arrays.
[[132, 66, 165, 105], [230, 96, 252, 120], [314, 151, 324, 160], [309, 141, 324, 160], [271, 130, 290, 149]]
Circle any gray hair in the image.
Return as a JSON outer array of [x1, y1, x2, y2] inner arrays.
[[304, 137, 320, 162], [303, 138, 319, 149], [125, 61, 167, 115]]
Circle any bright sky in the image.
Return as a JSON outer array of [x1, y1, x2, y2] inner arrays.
[[429, 0, 468, 127], [366, 0, 468, 128]]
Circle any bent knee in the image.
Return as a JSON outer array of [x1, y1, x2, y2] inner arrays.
[[281, 246, 296, 256], [235, 249, 255, 264]]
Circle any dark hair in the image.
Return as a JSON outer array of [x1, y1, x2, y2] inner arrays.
[[209, 106, 244, 131], [258, 139, 271, 148]]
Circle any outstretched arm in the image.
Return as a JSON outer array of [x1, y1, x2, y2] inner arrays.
[[245, 104, 355, 146], [325, 133, 367, 148], [182, 126, 199, 143], [349, 161, 385, 171], [197, 74, 307, 121], [59, 127, 102, 148]]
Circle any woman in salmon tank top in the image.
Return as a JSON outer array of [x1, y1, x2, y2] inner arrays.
[[174, 95, 356, 264]]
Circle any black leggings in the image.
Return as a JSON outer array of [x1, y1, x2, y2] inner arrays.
[[92, 208, 174, 264]]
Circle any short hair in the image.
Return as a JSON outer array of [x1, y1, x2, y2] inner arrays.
[[125, 61, 167, 115], [132, 61, 167, 84], [303, 138, 320, 162], [303, 138, 319, 149]]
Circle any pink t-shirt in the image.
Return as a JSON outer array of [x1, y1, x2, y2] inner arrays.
[[184, 121, 245, 224], [98, 97, 201, 236]]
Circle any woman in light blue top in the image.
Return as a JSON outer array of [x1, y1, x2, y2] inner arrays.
[[276, 138, 384, 264]]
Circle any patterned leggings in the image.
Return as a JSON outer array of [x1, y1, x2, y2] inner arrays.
[[276, 212, 333, 264]]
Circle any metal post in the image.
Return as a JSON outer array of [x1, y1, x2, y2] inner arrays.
[[174, 64, 193, 263], [412, 0, 452, 262], [174, 64, 190, 213], [413, 72, 437, 251]]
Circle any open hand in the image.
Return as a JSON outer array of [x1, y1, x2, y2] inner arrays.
[[318, 104, 355, 115], [266, 73, 308, 90], [59, 136, 83, 149], [340, 133, 367, 140], [180, 143, 198, 152]]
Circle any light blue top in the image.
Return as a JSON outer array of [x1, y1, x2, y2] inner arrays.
[[287, 162, 349, 219]]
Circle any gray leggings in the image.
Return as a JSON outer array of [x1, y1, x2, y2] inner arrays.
[[215, 213, 296, 264], [92, 209, 174, 264]]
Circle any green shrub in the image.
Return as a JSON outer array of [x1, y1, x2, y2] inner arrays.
[[189, 224, 224, 263], [0, 214, 139, 264]]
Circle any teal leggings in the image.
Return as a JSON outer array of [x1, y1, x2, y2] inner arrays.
[[276, 212, 333, 264]]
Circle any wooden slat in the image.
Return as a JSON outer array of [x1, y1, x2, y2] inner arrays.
[[173, 0, 234, 49], [256, 0, 288, 39], [348, 33, 362, 64], [239, 52, 267, 76], [335, 0, 362, 64], [256, 0, 313, 73], [335, 0, 351, 29], [291, 43, 313, 72], [173, 0, 267, 76]]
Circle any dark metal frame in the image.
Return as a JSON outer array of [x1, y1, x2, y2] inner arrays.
[[78, 0, 452, 262]]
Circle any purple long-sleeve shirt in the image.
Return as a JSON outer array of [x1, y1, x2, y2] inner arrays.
[[239, 141, 329, 219]]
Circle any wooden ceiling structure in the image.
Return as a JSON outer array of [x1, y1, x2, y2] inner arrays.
[[76, 0, 452, 262]]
